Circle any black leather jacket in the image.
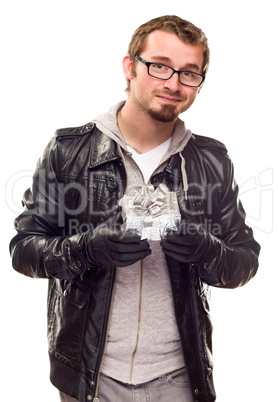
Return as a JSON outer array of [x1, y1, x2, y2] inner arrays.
[[10, 123, 260, 402]]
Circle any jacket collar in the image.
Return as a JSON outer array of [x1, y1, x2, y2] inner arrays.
[[88, 125, 121, 168], [87, 123, 189, 185]]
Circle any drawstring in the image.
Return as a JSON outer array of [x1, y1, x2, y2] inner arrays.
[[179, 152, 188, 200]]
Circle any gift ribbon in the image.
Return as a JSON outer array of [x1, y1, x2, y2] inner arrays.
[[132, 184, 170, 218]]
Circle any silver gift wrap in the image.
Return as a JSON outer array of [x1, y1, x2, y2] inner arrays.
[[119, 184, 181, 240]]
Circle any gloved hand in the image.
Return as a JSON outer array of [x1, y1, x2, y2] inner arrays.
[[161, 220, 210, 263], [81, 213, 151, 267]]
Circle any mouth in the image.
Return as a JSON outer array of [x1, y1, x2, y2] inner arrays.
[[156, 94, 182, 104]]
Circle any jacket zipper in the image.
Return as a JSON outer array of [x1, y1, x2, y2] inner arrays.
[[92, 270, 116, 402], [92, 260, 144, 399], [128, 259, 144, 384]]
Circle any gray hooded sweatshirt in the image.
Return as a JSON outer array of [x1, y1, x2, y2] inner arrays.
[[92, 102, 192, 385]]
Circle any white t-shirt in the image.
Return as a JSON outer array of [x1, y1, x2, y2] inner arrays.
[[126, 137, 171, 184]]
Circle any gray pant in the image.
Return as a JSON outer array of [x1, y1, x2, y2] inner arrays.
[[59, 367, 194, 401]]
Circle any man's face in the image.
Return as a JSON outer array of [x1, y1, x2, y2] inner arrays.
[[127, 30, 204, 123]]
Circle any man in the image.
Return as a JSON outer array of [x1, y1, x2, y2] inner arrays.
[[10, 15, 260, 402]]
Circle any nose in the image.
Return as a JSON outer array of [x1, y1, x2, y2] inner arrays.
[[163, 72, 181, 92]]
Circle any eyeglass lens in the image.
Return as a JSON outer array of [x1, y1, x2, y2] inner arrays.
[[148, 63, 203, 87]]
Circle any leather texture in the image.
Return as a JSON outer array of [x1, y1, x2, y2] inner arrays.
[[10, 123, 260, 401]]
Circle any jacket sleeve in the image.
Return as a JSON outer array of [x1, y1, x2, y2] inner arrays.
[[9, 138, 88, 279], [197, 156, 260, 289]]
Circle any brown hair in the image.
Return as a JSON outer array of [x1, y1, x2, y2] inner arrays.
[[126, 15, 210, 91]]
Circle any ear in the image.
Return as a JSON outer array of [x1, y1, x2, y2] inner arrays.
[[122, 55, 134, 80]]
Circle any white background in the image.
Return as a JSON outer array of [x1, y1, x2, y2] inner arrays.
[[1, 1, 277, 401]]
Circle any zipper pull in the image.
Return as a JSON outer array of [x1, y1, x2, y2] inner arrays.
[[63, 281, 72, 297]]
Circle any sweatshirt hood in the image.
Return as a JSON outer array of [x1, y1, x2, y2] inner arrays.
[[92, 101, 192, 197], [92, 101, 192, 155]]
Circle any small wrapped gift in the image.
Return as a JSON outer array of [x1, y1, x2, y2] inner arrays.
[[119, 184, 181, 240]]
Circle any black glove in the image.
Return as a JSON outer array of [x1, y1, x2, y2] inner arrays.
[[161, 220, 209, 263], [81, 213, 151, 267]]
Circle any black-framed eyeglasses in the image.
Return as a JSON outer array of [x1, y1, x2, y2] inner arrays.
[[135, 55, 205, 88]]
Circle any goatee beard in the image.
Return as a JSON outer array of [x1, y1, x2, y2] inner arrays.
[[147, 104, 179, 123]]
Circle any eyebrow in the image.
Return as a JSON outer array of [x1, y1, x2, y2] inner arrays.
[[149, 55, 201, 72]]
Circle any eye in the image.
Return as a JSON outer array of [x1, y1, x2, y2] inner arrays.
[[155, 64, 163, 69], [152, 63, 168, 71], [151, 63, 169, 73], [182, 71, 194, 77], [181, 71, 195, 78]]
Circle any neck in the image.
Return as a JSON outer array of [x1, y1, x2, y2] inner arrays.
[[117, 99, 175, 154]]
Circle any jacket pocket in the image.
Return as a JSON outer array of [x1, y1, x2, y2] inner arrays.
[[47, 279, 90, 361], [184, 187, 222, 235]]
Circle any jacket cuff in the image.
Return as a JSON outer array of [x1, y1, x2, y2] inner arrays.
[[44, 234, 88, 277], [197, 235, 226, 285], [67, 234, 89, 275]]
